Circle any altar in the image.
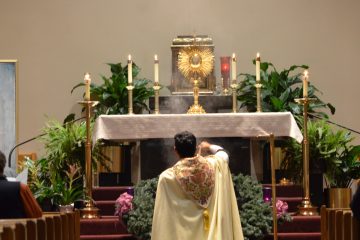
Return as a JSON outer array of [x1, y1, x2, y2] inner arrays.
[[93, 112, 302, 183]]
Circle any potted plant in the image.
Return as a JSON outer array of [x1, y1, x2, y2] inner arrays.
[[324, 130, 360, 208], [72, 62, 154, 116], [281, 119, 360, 207], [24, 118, 110, 210], [237, 60, 335, 119], [55, 164, 84, 212], [237, 59, 336, 184]]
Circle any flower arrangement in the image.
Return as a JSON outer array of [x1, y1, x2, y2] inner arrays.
[[275, 199, 292, 224], [275, 199, 288, 217], [115, 192, 133, 217]]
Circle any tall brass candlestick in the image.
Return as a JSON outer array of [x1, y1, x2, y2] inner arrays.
[[153, 83, 160, 114], [78, 100, 99, 219], [269, 133, 278, 240], [231, 81, 239, 113], [295, 97, 318, 216], [127, 85, 134, 114], [255, 83, 262, 112]]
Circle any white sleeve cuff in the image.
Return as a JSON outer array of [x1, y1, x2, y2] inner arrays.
[[209, 145, 229, 163]]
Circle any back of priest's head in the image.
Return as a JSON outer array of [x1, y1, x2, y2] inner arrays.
[[174, 131, 197, 158]]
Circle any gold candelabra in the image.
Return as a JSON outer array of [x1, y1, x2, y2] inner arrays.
[[153, 83, 161, 114], [255, 82, 262, 112], [187, 79, 206, 114], [127, 85, 134, 114], [295, 97, 318, 216], [231, 81, 239, 113], [78, 100, 99, 219]]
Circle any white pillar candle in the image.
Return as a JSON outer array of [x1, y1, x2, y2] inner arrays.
[[84, 72, 91, 101], [154, 54, 159, 83], [303, 70, 308, 98], [256, 52, 261, 82], [231, 53, 237, 81], [128, 55, 132, 84]]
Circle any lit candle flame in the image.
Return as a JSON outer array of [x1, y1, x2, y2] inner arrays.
[[304, 70, 309, 79], [84, 72, 91, 81]]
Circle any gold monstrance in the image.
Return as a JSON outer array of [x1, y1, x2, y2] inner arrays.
[[178, 45, 214, 114]]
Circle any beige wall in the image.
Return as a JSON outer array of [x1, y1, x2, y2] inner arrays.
[[1, 0, 360, 163]]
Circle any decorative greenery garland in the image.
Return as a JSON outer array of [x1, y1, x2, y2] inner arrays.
[[123, 177, 158, 240], [232, 174, 272, 240], [123, 173, 279, 240]]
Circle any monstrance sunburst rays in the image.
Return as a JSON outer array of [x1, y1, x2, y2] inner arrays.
[[178, 47, 214, 81], [177, 46, 214, 114]]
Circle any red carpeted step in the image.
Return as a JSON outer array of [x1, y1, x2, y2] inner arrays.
[[265, 232, 321, 240], [92, 187, 133, 201], [95, 200, 116, 216], [278, 216, 320, 233], [262, 184, 303, 198], [80, 234, 136, 240], [80, 216, 128, 235]]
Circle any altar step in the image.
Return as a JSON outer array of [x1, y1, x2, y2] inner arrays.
[[265, 232, 321, 240], [80, 187, 136, 240], [81, 185, 320, 240], [92, 186, 132, 216], [263, 184, 320, 240], [263, 184, 304, 213]]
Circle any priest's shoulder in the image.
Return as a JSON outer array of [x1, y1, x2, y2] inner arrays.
[[159, 167, 176, 181], [205, 154, 226, 164]]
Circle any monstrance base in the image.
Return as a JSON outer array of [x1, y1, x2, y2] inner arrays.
[[187, 104, 206, 114]]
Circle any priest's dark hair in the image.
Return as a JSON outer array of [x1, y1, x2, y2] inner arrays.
[[174, 131, 197, 158], [0, 150, 6, 175]]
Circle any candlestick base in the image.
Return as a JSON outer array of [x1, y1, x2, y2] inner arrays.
[[126, 85, 135, 115], [279, 178, 291, 185], [81, 200, 100, 219], [255, 83, 262, 112], [153, 85, 161, 114], [298, 199, 318, 216], [187, 104, 206, 114], [230, 83, 239, 113]]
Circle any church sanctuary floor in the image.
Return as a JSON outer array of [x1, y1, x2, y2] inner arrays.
[[80, 184, 321, 240]]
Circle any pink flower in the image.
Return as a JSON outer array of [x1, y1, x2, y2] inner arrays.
[[276, 200, 288, 217], [115, 192, 133, 216]]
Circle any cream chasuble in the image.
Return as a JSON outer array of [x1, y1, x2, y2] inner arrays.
[[151, 154, 244, 240]]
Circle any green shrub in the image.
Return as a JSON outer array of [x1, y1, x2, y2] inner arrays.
[[124, 173, 283, 240]]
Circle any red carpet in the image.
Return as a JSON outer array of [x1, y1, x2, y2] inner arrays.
[[80, 185, 320, 240], [264, 184, 321, 240], [80, 187, 136, 240]]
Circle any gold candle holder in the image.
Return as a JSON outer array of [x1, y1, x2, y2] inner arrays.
[[295, 97, 318, 216], [126, 85, 134, 114], [153, 83, 161, 114], [78, 100, 99, 219], [255, 82, 262, 112], [230, 81, 239, 113]]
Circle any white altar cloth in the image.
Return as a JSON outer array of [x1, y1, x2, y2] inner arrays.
[[93, 112, 302, 143]]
